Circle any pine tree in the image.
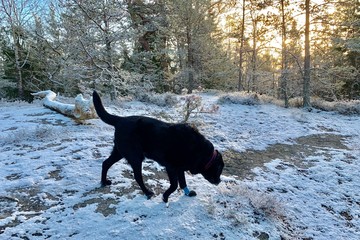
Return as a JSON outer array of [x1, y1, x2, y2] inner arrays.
[[166, 0, 234, 92], [60, 0, 129, 98]]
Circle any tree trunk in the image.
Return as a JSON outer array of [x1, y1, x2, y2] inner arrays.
[[250, 19, 257, 92], [280, 0, 289, 107], [303, 0, 311, 108], [1, 0, 25, 99], [103, 13, 116, 100], [238, 0, 246, 91], [187, 24, 194, 93], [31, 90, 97, 120], [13, 34, 24, 98]]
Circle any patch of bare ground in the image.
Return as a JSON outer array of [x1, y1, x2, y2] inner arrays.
[[223, 133, 350, 179], [0, 187, 60, 234], [0, 133, 352, 234], [81, 164, 169, 217]]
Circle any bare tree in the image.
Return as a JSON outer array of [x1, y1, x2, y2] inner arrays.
[[0, 0, 38, 98]]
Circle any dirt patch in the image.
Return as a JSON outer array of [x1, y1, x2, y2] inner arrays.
[[71, 163, 169, 217], [73, 197, 118, 217], [223, 133, 350, 179], [0, 133, 352, 233], [0, 187, 60, 234]]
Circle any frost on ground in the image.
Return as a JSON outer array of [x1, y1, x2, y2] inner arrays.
[[0, 93, 359, 240]]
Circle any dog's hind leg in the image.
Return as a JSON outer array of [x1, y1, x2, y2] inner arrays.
[[162, 167, 179, 203], [130, 159, 155, 199], [101, 147, 122, 186], [178, 171, 197, 197]]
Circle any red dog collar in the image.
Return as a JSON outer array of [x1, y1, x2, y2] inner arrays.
[[205, 150, 217, 170]]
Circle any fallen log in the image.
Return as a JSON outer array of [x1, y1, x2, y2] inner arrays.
[[31, 90, 97, 120]]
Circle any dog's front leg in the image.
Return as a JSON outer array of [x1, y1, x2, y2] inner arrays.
[[178, 171, 196, 197], [163, 167, 179, 203]]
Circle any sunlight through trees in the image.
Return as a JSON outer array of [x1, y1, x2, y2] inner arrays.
[[1, 0, 359, 104]]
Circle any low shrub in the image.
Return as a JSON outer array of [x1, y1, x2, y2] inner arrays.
[[217, 91, 360, 115], [134, 92, 178, 107], [217, 92, 260, 105], [312, 98, 360, 115]]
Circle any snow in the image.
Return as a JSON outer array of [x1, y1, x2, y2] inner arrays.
[[0, 93, 359, 240]]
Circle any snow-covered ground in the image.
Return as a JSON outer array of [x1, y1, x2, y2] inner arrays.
[[0, 93, 359, 240]]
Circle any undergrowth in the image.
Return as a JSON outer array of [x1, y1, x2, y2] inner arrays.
[[217, 92, 360, 115]]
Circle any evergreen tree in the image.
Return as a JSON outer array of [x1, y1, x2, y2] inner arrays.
[[123, 0, 171, 92], [167, 0, 234, 92], [60, 0, 129, 98], [0, 0, 38, 99], [331, 0, 360, 99]]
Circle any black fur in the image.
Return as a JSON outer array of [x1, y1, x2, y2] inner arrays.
[[92, 91, 224, 202]]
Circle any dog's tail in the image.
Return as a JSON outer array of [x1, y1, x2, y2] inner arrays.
[[92, 90, 118, 126]]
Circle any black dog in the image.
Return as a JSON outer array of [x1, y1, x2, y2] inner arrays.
[[92, 91, 224, 203]]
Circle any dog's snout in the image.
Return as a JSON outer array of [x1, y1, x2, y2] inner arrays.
[[211, 178, 221, 185]]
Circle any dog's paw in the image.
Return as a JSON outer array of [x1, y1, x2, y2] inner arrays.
[[101, 179, 112, 186], [146, 191, 155, 200], [183, 187, 196, 197], [162, 196, 168, 203], [186, 190, 197, 197]]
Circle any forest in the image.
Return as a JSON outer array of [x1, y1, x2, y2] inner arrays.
[[1, 1, 360, 238], [0, 0, 359, 105]]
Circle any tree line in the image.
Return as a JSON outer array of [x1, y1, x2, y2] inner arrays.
[[0, 0, 359, 105]]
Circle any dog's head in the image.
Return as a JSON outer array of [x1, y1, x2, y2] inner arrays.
[[201, 150, 224, 185]]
